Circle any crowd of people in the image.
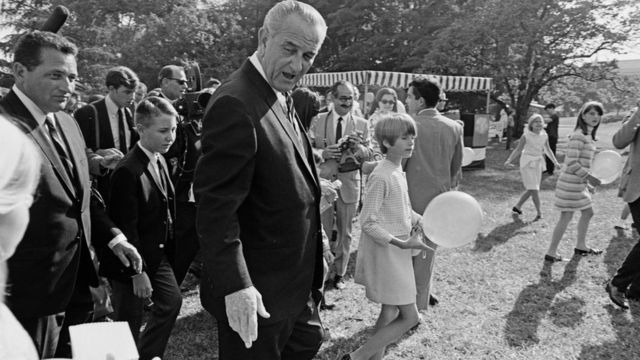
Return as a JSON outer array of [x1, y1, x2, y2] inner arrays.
[[0, 1, 639, 359]]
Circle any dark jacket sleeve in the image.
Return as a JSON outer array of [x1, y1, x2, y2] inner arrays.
[[194, 95, 257, 297]]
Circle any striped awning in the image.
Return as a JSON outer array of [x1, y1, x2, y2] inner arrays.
[[299, 70, 492, 92]]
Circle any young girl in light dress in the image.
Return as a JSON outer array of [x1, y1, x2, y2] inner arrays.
[[505, 114, 560, 220], [545, 101, 604, 262], [341, 114, 431, 360]]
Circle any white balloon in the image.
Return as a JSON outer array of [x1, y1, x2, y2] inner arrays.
[[591, 150, 623, 185], [462, 147, 475, 167], [421, 191, 483, 248]]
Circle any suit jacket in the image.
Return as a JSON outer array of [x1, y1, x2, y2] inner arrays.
[[74, 98, 138, 152], [310, 111, 372, 203], [102, 144, 176, 281], [0, 90, 120, 317], [405, 108, 464, 214], [194, 60, 323, 322], [74, 98, 139, 201], [613, 112, 640, 203]]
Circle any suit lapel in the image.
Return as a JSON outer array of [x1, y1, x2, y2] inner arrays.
[[242, 61, 319, 190], [55, 112, 86, 197], [135, 145, 167, 198], [1, 91, 77, 199], [96, 100, 115, 149], [125, 107, 139, 149]]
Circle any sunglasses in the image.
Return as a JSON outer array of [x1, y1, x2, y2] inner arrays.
[[380, 100, 395, 105], [166, 78, 188, 86]]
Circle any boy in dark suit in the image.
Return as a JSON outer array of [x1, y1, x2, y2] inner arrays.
[[105, 96, 181, 360]]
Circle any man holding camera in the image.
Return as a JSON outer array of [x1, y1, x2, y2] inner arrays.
[[148, 65, 188, 102], [311, 80, 374, 290]]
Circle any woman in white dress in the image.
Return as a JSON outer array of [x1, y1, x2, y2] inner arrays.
[[0, 115, 41, 360], [504, 114, 560, 220]]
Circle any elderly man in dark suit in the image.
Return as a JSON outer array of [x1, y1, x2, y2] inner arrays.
[[193, 1, 327, 359], [0, 30, 141, 358]]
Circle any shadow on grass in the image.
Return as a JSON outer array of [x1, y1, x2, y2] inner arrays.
[[472, 214, 529, 252], [504, 256, 583, 348], [576, 304, 640, 360]]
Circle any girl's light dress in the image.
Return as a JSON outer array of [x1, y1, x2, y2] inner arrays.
[[355, 159, 416, 305], [519, 129, 548, 190], [554, 130, 595, 211]]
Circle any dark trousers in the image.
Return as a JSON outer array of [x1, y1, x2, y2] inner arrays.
[[110, 257, 182, 360], [172, 201, 200, 285], [18, 284, 94, 359], [545, 136, 558, 173], [612, 197, 640, 294], [217, 291, 324, 360]]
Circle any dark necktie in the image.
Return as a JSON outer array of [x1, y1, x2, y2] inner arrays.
[[45, 115, 76, 183], [156, 156, 174, 234], [336, 116, 343, 142], [284, 92, 300, 137], [117, 108, 128, 153]]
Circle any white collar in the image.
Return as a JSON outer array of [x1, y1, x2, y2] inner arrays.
[[138, 141, 159, 162], [12, 84, 49, 126], [105, 94, 121, 116]]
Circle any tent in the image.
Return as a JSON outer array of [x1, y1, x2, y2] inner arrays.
[[299, 70, 494, 168]]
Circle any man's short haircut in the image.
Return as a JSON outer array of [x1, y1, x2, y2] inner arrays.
[[13, 30, 78, 71], [374, 113, 417, 154], [157, 65, 184, 84], [408, 77, 442, 108], [135, 96, 178, 128], [330, 80, 354, 97], [105, 66, 139, 90], [544, 103, 556, 110], [263, 0, 327, 38]]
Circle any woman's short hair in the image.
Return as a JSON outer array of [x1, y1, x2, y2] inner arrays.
[[374, 113, 416, 154], [575, 101, 603, 140], [135, 96, 178, 128], [0, 116, 40, 215], [527, 113, 544, 131]]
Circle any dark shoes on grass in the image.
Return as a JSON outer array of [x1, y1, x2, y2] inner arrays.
[[512, 207, 522, 215], [574, 248, 603, 256], [606, 281, 629, 310], [544, 254, 568, 262]]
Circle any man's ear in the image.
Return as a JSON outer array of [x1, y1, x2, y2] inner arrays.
[[257, 27, 269, 56], [12, 62, 27, 83]]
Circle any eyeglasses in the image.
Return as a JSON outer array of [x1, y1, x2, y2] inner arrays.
[[337, 96, 353, 102], [380, 100, 395, 105], [166, 78, 188, 86]]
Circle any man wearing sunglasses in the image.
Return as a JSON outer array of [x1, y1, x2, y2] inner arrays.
[[148, 65, 188, 102]]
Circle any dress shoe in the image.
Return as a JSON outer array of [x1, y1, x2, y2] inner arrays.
[[606, 281, 629, 309], [333, 275, 346, 290], [429, 294, 439, 306], [533, 214, 543, 221], [574, 247, 603, 256], [512, 206, 522, 215], [544, 254, 568, 262]]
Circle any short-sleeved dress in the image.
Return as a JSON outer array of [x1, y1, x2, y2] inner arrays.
[[554, 130, 595, 211], [519, 129, 548, 190], [354, 159, 416, 305]]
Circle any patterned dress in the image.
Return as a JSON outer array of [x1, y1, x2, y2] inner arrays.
[[519, 129, 548, 190], [354, 159, 417, 305], [554, 130, 595, 211]]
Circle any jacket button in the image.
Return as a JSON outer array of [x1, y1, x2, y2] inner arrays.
[[159, 244, 165, 249]]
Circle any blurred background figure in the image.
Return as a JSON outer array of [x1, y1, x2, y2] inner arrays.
[[134, 82, 148, 105], [292, 87, 321, 131], [0, 115, 42, 360]]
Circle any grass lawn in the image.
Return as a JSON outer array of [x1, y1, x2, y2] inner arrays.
[[165, 118, 640, 359]]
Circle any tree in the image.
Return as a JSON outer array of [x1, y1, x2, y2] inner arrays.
[[421, 0, 640, 135]]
